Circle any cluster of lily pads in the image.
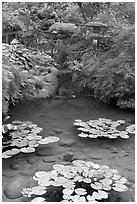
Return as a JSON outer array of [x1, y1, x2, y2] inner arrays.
[[21, 160, 128, 202], [2, 120, 59, 159], [73, 118, 135, 139]]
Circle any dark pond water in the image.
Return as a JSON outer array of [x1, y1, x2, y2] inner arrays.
[[2, 97, 135, 202]]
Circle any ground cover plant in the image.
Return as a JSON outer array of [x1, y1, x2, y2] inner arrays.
[[21, 160, 129, 202], [74, 118, 135, 139], [2, 120, 59, 159]]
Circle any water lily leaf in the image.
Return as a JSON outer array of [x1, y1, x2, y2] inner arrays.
[[112, 184, 128, 192], [53, 164, 64, 171], [54, 177, 68, 185], [72, 160, 85, 166], [62, 189, 74, 195], [31, 186, 47, 195], [92, 163, 100, 169], [102, 184, 111, 191], [88, 134, 98, 138], [78, 127, 90, 132], [31, 127, 43, 134], [104, 172, 113, 178], [2, 152, 12, 159], [62, 194, 71, 200], [38, 180, 53, 187], [92, 191, 102, 200], [87, 195, 97, 201], [78, 132, 88, 138], [35, 171, 48, 179], [69, 195, 80, 201], [12, 120, 22, 125], [77, 196, 86, 202], [38, 138, 50, 144], [31, 197, 45, 202], [91, 182, 103, 190], [117, 120, 125, 124], [98, 190, 108, 199], [62, 181, 75, 189], [46, 136, 60, 142], [100, 178, 113, 185], [108, 135, 118, 139], [20, 146, 35, 153], [15, 140, 28, 147], [83, 178, 92, 183], [73, 122, 81, 126], [75, 188, 87, 195], [115, 177, 127, 184], [126, 125, 135, 134], [112, 174, 121, 180], [73, 175, 83, 182], [120, 134, 129, 139], [64, 172, 76, 179], [75, 119, 82, 122], [28, 124, 38, 128], [6, 148, 20, 155]]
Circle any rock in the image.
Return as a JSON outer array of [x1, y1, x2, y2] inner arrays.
[[46, 129, 56, 136], [3, 176, 30, 199], [27, 156, 40, 164], [2, 170, 16, 178], [89, 153, 103, 160], [110, 147, 119, 153], [59, 152, 74, 162], [108, 154, 116, 160], [43, 155, 56, 163], [118, 150, 129, 158], [36, 162, 53, 171], [53, 128, 64, 134], [125, 166, 135, 172], [73, 152, 87, 161], [36, 147, 53, 156], [10, 161, 25, 170], [58, 138, 76, 147], [128, 175, 135, 183], [100, 143, 112, 149], [19, 167, 36, 176]]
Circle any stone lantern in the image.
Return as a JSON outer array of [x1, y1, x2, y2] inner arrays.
[[83, 22, 109, 47]]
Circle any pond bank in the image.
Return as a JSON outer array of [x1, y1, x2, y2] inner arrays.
[[2, 97, 135, 202]]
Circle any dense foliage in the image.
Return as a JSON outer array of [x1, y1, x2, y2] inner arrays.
[[2, 2, 135, 110], [75, 25, 135, 109], [2, 43, 58, 115]]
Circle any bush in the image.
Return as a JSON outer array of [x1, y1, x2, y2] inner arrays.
[[2, 43, 59, 115], [76, 25, 135, 110]]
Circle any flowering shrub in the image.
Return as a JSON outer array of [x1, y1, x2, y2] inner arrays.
[[21, 160, 129, 202], [74, 118, 135, 139], [2, 120, 59, 159]]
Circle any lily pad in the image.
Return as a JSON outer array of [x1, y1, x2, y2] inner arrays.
[[98, 190, 108, 199], [62, 189, 74, 195], [112, 183, 128, 192], [91, 182, 103, 190], [20, 147, 35, 153], [75, 188, 87, 195], [31, 197, 45, 202], [31, 186, 47, 195], [92, 191, 102, 200]]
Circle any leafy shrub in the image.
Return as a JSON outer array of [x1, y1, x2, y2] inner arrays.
[[2, 43, 59, 115], [74, 25, 135, 110]]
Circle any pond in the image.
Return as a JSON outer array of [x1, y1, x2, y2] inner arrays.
[[2, 97, 135, 202]]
